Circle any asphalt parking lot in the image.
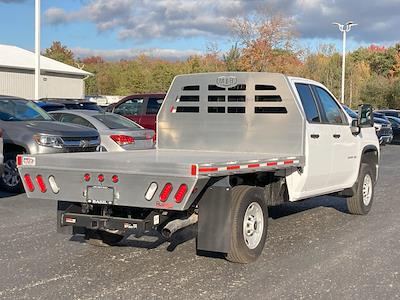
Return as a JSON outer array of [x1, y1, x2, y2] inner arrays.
[[0, 146, 399, 300]]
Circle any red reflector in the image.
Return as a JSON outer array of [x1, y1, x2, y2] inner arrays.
[[227, 165, 240, 170], [98, 174, 104, 182], [23, 174, 34, 192], [248, 164, 260, 168], [84, 173, 91, 182], [267, 161, 278, 166], [112, 175, 119, 183], [284, 160, 294, 165], [191, 165, 197, 176], [110, 135, 135, 145], [17, 155, 22, 166], [174, 184, 188, 203], [159, 183, 173, 202], [198, 167, 218, 173], [36, 175, 47, 193]]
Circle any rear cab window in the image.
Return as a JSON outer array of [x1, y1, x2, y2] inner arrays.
[[295, 83, 321, 123]]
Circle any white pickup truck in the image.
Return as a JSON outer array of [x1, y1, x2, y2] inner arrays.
[[17, 72, 379, 263]]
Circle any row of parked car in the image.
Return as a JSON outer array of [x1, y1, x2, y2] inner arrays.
[[0, 95, 156, 193], [342, 105, 400, 145], [1, 92, 398, 194]]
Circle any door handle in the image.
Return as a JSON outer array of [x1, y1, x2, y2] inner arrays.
[[333, 134, 341, 138], [310, 134, 320, 139]]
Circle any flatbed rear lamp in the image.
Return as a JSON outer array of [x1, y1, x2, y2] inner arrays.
[[48, 176, 60, 194], [36, 175, 47, 193], [23, 174, 34, 192], [159, 183, 173, 202], [145, 182, 158, 201], [112, 175, 119, 183], [174, 184, 188, 203], [84, 173, 91, 182]]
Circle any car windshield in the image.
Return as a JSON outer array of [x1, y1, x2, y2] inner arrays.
[[92, 114, 142, 130], [0, 99, 53, 121]]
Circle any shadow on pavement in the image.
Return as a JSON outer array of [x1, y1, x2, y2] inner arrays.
[[269, 195, 349, 219]]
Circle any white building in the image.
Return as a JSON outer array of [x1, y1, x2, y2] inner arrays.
[[0, 44, 91, 100]]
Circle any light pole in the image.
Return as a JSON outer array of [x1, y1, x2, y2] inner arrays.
[[35, 0, 41, 100], [333, 21, 357, 104]]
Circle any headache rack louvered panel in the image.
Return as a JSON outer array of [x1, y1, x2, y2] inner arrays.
[[157, 72, 305, 156]]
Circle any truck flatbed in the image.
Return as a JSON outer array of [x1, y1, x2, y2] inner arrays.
[[26, 149, 303, 177]]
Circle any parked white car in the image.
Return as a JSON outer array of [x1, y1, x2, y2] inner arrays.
[[50, 110, 155, 152]]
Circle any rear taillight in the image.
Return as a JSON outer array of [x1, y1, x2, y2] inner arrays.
[[112, 175, 119, 183], [23, 174, 34, 192], [159, 183, 173, 202], [153, 133, 157, 143], [36, 175, 47, 193], [110, 135, 135, 145], [174, 184, 188, 203]]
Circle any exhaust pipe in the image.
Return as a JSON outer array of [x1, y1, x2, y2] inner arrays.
[[161, 213, 198, 238]]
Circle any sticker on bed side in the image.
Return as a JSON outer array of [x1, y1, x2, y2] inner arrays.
[[23, 156, 36, 166]]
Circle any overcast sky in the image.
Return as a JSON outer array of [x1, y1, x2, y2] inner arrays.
[[1, 0, 399, 60]]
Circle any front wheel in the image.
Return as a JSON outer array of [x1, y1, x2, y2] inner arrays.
[[347, 163, 374, 215], [226, 186, 268, 264]]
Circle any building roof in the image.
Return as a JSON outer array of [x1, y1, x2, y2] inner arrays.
[[0, 44, 91, 76]]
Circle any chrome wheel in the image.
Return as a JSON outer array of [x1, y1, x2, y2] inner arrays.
[[242, 202, 264, 250], [362, 173, 373, 206], [2, 158, 20, 187]]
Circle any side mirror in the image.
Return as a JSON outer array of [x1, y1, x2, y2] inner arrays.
[[358, 104, 374, 127], [351, 119, 360, 135]]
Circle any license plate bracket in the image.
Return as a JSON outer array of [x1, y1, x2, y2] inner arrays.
[[87, 186, 114, 205]]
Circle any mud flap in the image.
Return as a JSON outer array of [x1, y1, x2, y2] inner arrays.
[[197, 186, 232, 254]]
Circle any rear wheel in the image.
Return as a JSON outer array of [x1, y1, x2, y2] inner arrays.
[[0, 152, 24, 193], [226, 186, 268, 263], [85, 229, 124, 247], [347, 163, 374, 215]]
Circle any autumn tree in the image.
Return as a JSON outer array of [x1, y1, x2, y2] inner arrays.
[[44, 41, 75, 66], [230, 8, 298, 72]]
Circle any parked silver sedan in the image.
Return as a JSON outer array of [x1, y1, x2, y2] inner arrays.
[[50, 110, 155, 152]]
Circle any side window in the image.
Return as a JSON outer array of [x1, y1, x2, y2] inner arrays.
[[114, 98, 144, 116], [51, 113, 61, 121], [146, 98, 163, 114], [313, 86, 346, 125], [59, 114, 96, 129], [295, 83, 320, 123]]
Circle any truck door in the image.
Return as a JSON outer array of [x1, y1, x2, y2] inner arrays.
[[311, 85, 358, 189], [294, 83, 332, 194]]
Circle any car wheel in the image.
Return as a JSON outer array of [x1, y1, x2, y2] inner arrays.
[[347, 163, 374, 215], [226, 186, 268, 264], [0, 152, 24, 193]]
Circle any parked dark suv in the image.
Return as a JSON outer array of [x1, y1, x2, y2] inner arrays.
[[107, 93, 165, 131], [0, 96, 100, 192]]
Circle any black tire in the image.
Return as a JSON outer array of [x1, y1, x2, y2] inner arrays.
[[347, 163, 374, 215], [85, 229, 124, 247], [226, 186, 268, 264], [0, 152, 24, 193]]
